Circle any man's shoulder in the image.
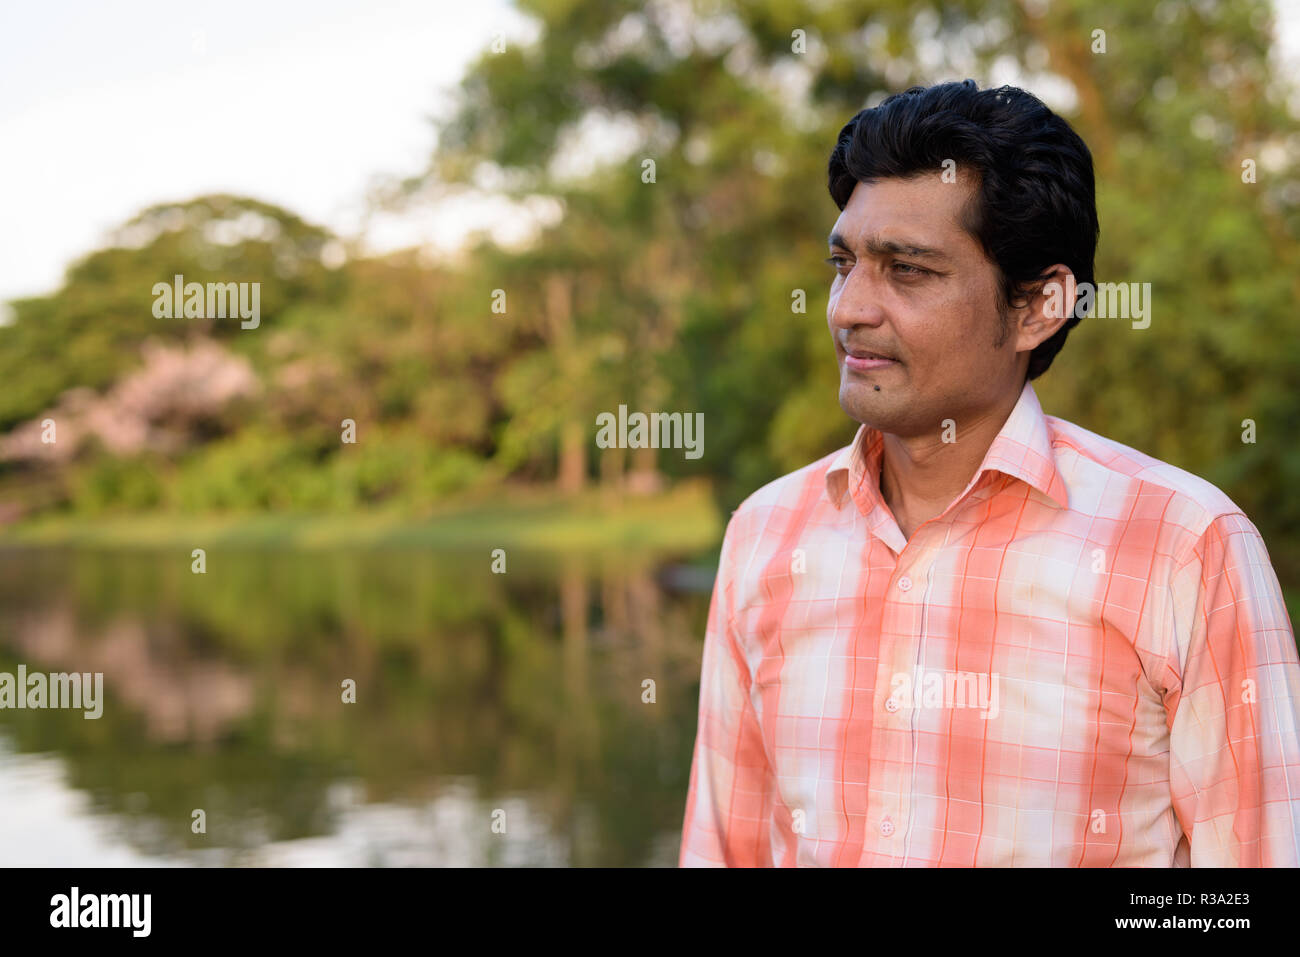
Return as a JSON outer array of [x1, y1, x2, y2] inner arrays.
[[1046, 413, 1248, 539], [725, 444, 845, 533], [714, 445, 845, 590]]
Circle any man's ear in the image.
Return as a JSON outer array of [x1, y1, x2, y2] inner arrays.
[[1009, 263, 1076, 353]]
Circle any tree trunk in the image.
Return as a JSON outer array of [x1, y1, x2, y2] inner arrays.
[[545, 274, 586, 493]]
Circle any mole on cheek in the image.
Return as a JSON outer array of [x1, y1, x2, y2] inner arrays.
[[874, 385, 880, 391]]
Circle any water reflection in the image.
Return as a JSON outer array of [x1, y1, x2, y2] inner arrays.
[[0, 546, 712, 866]]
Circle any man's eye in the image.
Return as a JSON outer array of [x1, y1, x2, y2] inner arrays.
[[824, 255, 850, 270], [892, 262, 928, 276]]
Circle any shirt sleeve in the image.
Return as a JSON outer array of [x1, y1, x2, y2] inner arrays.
[[1166, 511, 1300, 866], [678, 510, 778, 866]]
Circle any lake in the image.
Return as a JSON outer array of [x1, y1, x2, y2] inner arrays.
[[0, 546, 714, 866]]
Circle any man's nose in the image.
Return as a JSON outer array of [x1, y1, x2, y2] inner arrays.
[[828, 266, 888, 330]]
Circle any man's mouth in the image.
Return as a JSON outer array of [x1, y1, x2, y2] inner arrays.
[[844, 347, 898, 371], [847, 349, 894, 360]]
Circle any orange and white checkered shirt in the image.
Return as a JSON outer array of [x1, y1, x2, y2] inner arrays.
[[680, 381, 1300, 866]]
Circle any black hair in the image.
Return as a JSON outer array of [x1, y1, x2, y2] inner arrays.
[[827, 79, 1099, 380]]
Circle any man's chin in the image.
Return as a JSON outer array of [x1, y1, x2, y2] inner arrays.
[[839, 384, 896, 431]]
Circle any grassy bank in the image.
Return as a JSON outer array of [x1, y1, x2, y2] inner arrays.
[[0, 481, 723, 552]]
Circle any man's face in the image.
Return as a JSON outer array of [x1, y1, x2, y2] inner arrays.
[[826, 174, 1024, 439]]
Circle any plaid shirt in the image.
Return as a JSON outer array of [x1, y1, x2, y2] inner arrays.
[[680, 381, 1300, 866]]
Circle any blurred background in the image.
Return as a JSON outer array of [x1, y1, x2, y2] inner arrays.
[[1, 0, 1298, 865]]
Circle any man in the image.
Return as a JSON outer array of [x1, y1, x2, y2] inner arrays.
[[679, 80, 1300, 867]]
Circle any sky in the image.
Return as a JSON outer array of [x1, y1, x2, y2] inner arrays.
[[0, 0, 534, 306], [1, 0, 1298, 308]]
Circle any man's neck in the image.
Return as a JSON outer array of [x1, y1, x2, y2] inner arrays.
[[878, 390, 1021, 540]]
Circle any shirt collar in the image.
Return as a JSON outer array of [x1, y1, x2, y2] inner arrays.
[[824, 380, 1069, 514]]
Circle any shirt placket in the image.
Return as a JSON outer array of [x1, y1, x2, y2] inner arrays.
[[866, 535, 935, 864]]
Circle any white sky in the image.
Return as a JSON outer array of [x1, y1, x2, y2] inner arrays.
[[1, 0, 1298, 306], [0, 0, 535, 305]]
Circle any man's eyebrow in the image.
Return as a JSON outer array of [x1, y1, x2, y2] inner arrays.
[[827, 230, 952, 262]]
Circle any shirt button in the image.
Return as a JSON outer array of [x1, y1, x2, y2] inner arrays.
[[880, 818, 895, 836], [897, 575, 912, 592], [884, 697, 899, 713]]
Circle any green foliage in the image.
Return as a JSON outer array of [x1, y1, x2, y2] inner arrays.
[[71, 455, 167, 513], [1, 0, 1297, 584]]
